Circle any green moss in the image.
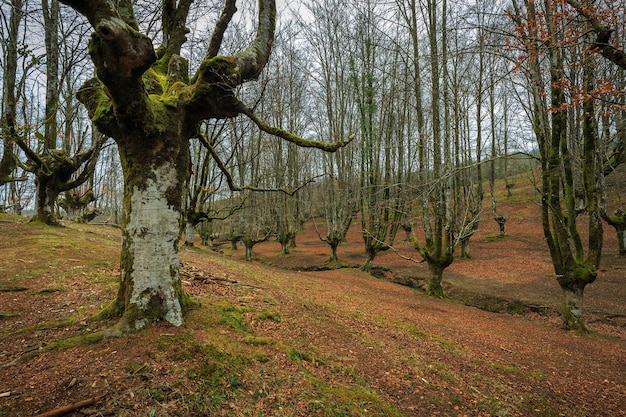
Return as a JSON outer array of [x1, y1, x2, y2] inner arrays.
[[196, 55, 238, 84], [304, 374, 404, 417], [255, 308, 282, 322], [142, 68, 165, 95], [46, 330, 105, 350], [243, 336, 274, 346], [13, 317, 79, 335], [214, 301, 251, 333], [488, 361, 546, 380]]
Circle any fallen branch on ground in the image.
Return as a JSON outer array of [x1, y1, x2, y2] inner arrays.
[[33, 395, 105, 417]]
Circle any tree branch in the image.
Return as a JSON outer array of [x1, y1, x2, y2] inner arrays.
[[59, 0, 156, 110], [236, 101, 354, 152], [565, 0, 626, 70], [57, 134, 107, 192], [156, 0, 192, 61], [196, 133, 321, 196], [192, 0, 276, 85], [207, 0, 237, 59]]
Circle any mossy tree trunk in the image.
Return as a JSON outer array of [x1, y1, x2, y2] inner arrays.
[[59, 0, 275, 331], [512, 0, 603, 331], [0, 0, 23, 186], [110, 129, 193, 331], [413, 0, 455, 297]]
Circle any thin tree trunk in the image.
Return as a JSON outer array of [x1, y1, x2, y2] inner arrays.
[[329, 241, 339, 262]]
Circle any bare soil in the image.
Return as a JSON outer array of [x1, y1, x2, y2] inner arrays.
[[0, 179, 625, 417]]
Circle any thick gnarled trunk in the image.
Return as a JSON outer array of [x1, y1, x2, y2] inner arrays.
[[109, 133, 193, 331], [33, 177, 60, 225]]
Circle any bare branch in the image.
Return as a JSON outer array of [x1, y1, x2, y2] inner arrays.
[[192, 0, 276, 85], [236, 102, 354, 152], [196, 132, 321, 196], [156, 0, 192, 61], [207, 0, 237, 59], [362, 228, 425, 264]]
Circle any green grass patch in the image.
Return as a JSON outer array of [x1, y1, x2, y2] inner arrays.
[[304, 375, 405, 417], [255, 308, 282, 322], [13, 317, 79, 335], [406, 325, 460, 350], [243, 335, 274, 346], [488, 361, 546, 380], [213, 301, 252, 333]]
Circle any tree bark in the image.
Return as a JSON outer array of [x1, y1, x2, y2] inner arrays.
[[184, 221, 196, 246], [0, 0, 23, 186], [427, 261, 445, 298], [109, 131, 192, 331]]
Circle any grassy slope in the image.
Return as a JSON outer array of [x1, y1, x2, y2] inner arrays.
[[0, 209, 625, 417]]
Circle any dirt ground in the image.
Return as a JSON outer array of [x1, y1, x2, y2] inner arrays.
[[0, 179, 625, 416]]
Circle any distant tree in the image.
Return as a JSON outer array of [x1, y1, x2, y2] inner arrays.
[[182, 122, 244, 247], [0, 0, 29, 186], [16, 0, 103, 225], [351, 2, 405, 272], [399, 0, 454, 296], [304, 0, 358, 262]]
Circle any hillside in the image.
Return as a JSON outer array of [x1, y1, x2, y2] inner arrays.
[[1, 175, 625, 416]]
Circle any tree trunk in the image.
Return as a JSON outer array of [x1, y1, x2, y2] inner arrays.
[[494, 216, 507, 236], [427, 262, 445, 298], [33, 177, 60, 225], [330, 244, 338, 262], [361, 243, 378, 272], [184, 221, 195, 246], [459, 237, 471, 259], [277, 232, 291, 255], [107, 133, 192, 331], [329, 238, 340, 262], [603, 212, 626, 256], [619, 228, 626, 256], [244, 243, 253, 262], [560, 281, 586, 331]]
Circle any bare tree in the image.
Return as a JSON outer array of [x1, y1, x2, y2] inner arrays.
[[509, 0, 606, 330], [0, 0, 29, 187], [304, 0, 358, 262]]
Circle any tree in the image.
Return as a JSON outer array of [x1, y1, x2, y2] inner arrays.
[[351, 1, 405, 272], [398, 0, 454, 296], [304, 0, 358, 262], [182, 121, 243, 247], [59, 0, 350, 332], [0, 0, 28, 186], [509, 0, 607, 330], [564, 0, 626, 70], [14, 0, 103, 225]]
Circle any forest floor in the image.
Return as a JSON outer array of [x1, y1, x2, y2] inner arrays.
[[0, 177, 625, 417]]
